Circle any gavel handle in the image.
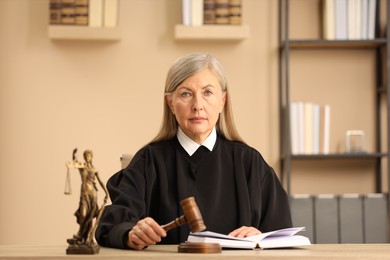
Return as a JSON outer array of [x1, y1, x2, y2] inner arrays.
[[161, 215, 186, 232]]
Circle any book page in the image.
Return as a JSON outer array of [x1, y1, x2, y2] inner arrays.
[[245, 227, 306, 242], [190, 227, 306, 242]]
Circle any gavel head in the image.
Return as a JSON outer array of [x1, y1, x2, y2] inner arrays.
[[180, 197, 206, 232]]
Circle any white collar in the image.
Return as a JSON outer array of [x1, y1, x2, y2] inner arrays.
[[177, 127, 216, 156]]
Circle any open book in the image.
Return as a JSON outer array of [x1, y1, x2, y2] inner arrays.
[[187, 227, 311, 249]]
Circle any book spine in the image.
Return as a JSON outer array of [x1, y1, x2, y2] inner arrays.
[[103, 0, 119, 27], [367, 0, 377, 39], [360, 0, 369, 39], [339, 194, 364, 243], [191, 0, 204, 26], [215, 0, 229, 24], [228, 0, 241, 25], [297, 102, 305, 154], [60, 0, 76, 25], [203, 0, 215, 25], [289, 195, 314, 243], [312, 103, 320, 154], [75, 0, 88, 26], [182, 0, 192, 25], [322, 0, 335, 39], [89, 0, 103, 27], [335, 0, 348, 39], [289, 102, 299, 155], [363, 194, 388, 242], [314, 195, 339, 243], [49, 0, 62, 25], [304, 103, 313, 154], [322, 105, 330, 154]]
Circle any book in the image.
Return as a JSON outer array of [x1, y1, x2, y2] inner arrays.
[[322, 0, 335, 40], [314, 195, 338, 243], [347, 0, 361, 40], [304, 103, 313, 154], [297, 102, 305, 154], [191, 0, 204, 26], [289, 195, 314, 242], [89, 0, 103, 27], [215, 0, 229, 24], [49, 0, 62, 24], [203, 0, 216, 24], [367, 0, 377, 39], [312, 103, 320, 154], [321, 105, 330, 154], [361, 0, 369, 39], [363, 193, 388, 242], [182, 0, 192, 25], [289, 102, 299, 155], [75, 0, 88, 26], [103, 0, 119, 27], [228, 0, 241, 25], [61, 0, 77, 25], [335, 0, 348, 39], [339, 194, 364, 243], [187, 227, 311, 249]]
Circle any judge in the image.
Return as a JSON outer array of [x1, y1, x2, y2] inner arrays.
[[95, 53, 292, 250]]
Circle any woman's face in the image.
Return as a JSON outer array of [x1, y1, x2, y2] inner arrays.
[[166, 69, 226, 144]]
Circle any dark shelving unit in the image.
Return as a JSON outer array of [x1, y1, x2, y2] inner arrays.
[[278, 0, 390, 198]]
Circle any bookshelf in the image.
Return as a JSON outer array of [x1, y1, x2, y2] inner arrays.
[[278, 0, 390, 197], [174, 24, 250, 41], [48, 25, 121, 41], [48, 0, 120, 41], [175, 0, 247, 41]]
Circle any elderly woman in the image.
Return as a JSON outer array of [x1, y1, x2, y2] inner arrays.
[[96, 53, 292, 250]]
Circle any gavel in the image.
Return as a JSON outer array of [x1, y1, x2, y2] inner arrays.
[[161, 196, 206, 233], [160, 196, 221, 253]]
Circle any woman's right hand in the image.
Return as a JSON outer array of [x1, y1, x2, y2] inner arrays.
[[126, 217, 167, 250]]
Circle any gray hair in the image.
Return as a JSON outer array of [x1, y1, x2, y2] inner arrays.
[[151, 53, 244, 143]]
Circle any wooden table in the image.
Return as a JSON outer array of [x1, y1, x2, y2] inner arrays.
[[0, 244, 390, 259]]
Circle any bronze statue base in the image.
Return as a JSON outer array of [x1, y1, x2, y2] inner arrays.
[[66, 238, 100, 254], [178, 242, 221, 253]]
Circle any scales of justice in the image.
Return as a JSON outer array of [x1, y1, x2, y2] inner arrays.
[[64, 148, 108, 254], [64, 148, 220, 254]]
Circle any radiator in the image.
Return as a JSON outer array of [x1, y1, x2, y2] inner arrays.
[[289, 194, 389, 243]]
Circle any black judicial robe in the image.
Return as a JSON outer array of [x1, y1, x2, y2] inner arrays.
[[96, 135, 292, 249]]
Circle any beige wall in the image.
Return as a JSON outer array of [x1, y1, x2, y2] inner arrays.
[[0, 0, 385, 246], [0, 0, 280, 245]]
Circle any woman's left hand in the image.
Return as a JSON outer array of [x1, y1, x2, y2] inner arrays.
[[228, 226, 261, 238]]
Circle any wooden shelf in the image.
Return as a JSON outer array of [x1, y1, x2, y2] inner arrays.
[[48, 25, 121, 41], [174, 24, 250, 41], [281, 39, 386, 49]]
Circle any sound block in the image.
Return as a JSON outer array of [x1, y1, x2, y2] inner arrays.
[[178, 242, 222, 253]]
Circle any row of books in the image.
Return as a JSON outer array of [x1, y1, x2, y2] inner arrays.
[[182, 0, 241, 26], [49, 0, 118, 27], [323, 0, 377, 40], [289, 102, 331, 155], [290, 194, 388, 243]]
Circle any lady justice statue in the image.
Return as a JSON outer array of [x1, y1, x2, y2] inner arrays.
[[65, 148, 108, 254]]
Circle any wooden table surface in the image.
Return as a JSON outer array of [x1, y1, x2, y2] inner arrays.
[[0, 244, 390, 259]]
